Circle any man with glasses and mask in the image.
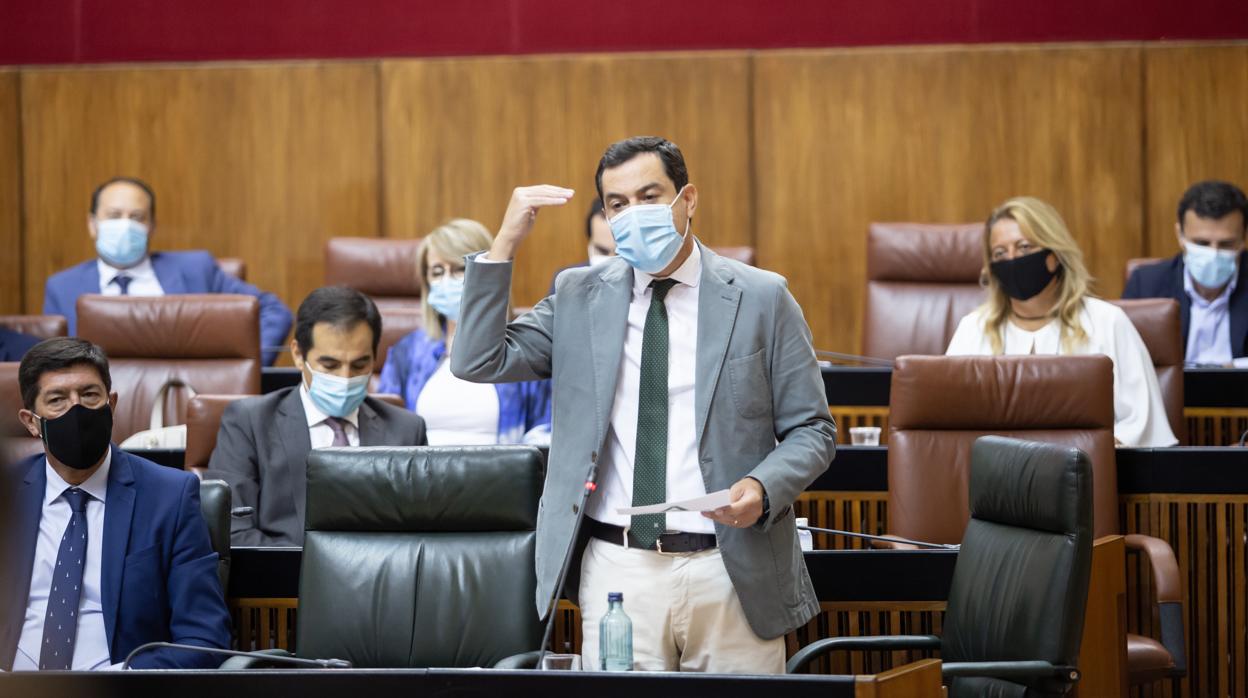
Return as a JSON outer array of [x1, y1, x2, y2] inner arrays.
[[2, 338, 230, 670], [1124, 180, 1248, 366], [452, 136, 836, 673], [206, 286, 426, 546]]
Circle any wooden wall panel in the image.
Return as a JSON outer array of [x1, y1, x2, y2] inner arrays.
[[19, 62, 379, 323], [0, 72, 21, 314], [1144, 44, 1248, 260], [380, 54, 753, 307], [754, 45, 1145, 353]]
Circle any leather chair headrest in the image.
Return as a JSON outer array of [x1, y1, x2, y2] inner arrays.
[[0, 315, 68, 340], [325, 237, 424, 298], [867, 223, 983, 282], [186, 395, 247, 470], [969, 435, 1092, 535], [1110, 298, 1182, 366], [890, 355, 1114, 430], [306, 446, 543, 531], [77, 295, 260, 359], [0, 362, 28, 437]]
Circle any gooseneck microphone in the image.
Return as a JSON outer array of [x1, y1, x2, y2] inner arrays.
[[121, 641, 353, 670], [797, 523, 958, 550], [535, 461, 599, 669]]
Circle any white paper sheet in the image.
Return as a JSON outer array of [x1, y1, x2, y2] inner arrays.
[[616, 489, 734, 516]]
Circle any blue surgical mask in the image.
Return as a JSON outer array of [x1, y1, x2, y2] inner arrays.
[[304, 368, 369, 419], [427, 277, 464, 321], [1183, 241, 1238, 289], [607, 185, 690, 274], [95, 218, 149, 268]]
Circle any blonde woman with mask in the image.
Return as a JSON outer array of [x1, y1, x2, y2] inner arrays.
[[946, 196, 1177, 447]]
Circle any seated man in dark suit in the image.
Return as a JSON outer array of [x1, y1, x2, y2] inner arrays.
[[1124, 180, 1248, 366], [0, 327, 40, 362], [547, 198, 615, 295], [206, 286, 427, 546], [42, 176, 293, 365], [3, 338, 230, 670]]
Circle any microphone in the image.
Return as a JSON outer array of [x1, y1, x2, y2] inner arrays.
[[797, 524, 958, 550], [535, 461, 599, 669], [815, 350, 894, 368], [121, 641, 353, 670]]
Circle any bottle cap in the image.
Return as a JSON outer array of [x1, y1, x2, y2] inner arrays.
[[608, 592, 623, 602]]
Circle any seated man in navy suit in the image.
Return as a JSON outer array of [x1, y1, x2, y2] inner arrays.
[[1124, 180, 1248, 366], [2, 338, 230, 670], [0, 327, 40, 362], [42, 177, 293, 365], [547, 198, 615, 295]]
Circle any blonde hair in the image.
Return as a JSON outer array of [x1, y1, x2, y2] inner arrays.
[[978, 196, 1095, 354], [418, 218, 495, 341]]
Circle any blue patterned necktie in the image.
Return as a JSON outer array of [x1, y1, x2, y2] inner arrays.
[[111, 274, 132, 295], [630, 278, 678, 549], [40, 487, 91, 671]]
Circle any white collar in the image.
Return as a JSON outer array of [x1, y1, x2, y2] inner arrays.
[[97, 256, 156, 285], [298, 382, 360, 429], [632, 240, 703, 297], [44, 447, 111, 507]]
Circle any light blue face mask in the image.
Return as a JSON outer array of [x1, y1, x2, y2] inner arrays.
[[1183, 240, 1238, 289], [304, 368, 369, 419], [427, 277, 464, 322], [607, 185, 690, 274], [95, 218, 149, 268]]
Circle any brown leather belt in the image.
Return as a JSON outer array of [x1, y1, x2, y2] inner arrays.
[[585, 517, 718, 554]]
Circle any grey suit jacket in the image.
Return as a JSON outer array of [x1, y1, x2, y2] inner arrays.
[[204, 387, 427, 546], [451, 242, 836, 639]]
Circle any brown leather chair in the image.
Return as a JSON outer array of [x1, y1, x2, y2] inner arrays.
[[217, 257, 247, 281], [325, 237, 424, 314], [1108, 298, 1185, 443], [711, 246, 756, 265], [0, 315, 68, 339], [862, 223, 984, 359], [76, 294, 262, 443], [888, 354, 1185, 687], [372, 309, 423, 392], [1124, 257, 1164, 286], [0, 362, 44, 465]]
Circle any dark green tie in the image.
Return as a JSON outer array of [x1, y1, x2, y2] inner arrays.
[[631, 278, 678, 549]]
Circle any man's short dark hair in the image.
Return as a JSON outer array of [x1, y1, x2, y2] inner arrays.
[[595, 136, 689, 202], [18, 338, 112, 410], [585, 198, 605, 239], [1178, 180, 1248, 233], [294, 286, 383, 357], [90, 176, 156, 222]]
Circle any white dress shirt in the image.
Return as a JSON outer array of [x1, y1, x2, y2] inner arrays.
[[1183, 270, 1236, 365], [416, 359, 501, 445], [299, 384, 361, 447], [587, 244, 713, 534], [946, 297, 1178, 448], [13, 452, 113, 671], [96, 257, 164, 296]]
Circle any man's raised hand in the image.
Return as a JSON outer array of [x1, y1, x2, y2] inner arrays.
[[488, 185, 575, 261]]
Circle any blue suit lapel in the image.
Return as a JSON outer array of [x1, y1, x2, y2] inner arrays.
[[101, 447, 136, 654], [1173, 261, 1191, 344], [1231, 253, 1248, 358], [588, 261, 632, 451], [694, 244, 742, 446], [2, 458, 46, 668], [150, 253, 189, 294]]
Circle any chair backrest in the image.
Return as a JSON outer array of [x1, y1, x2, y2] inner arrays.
[[941, 436, 1093, 697], [0, 362, 43, 465], [76, 295, 261, 443], [217, 257, 247, 281], [325, 237, 424, 311], [1125, 257, 1164, 286], [298, 445, 543, 668], [863, 223, 985, 359], [1108, 298, 1185, 442], [372, 308, 424, 392], [0, 315, 68, 339], [199, 479, 232, 592], [888, 354, 1116, 543], [711, 246, 756, 265]]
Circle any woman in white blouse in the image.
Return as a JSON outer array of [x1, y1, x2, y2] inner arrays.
[[946, 196, 1177, 447]]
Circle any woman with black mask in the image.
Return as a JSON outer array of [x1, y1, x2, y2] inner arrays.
[[946, 196, 1177, 447]]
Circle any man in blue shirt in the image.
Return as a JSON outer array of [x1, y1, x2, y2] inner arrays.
[[1124, 180, 1248, 365], [43, 177, 293, 365]]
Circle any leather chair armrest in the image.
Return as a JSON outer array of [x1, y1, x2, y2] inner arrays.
[[786, 635, 941, 673], [942, 660, 1079, 682], [1124, 533, 1187, 675], [218, 649, 295, 670], [494, 650, 543, 669]]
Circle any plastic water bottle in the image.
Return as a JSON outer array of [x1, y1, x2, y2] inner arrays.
[[796, 517, 814, 552], [599, 592, 633, 671]]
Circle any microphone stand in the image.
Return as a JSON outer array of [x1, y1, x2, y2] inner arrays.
[[122, 641, 353, 670], [798, 524, 959, 550], [535, 462, 599, 669]]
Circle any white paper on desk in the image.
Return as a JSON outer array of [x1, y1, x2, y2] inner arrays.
[[616, 489, 734, 516]]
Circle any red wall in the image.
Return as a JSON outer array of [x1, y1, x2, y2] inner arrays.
[[3, 0, 1247, 65]]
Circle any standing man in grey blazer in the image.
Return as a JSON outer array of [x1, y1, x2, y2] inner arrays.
[[206, 287, 426, 546], [452, 136, 836, 672]]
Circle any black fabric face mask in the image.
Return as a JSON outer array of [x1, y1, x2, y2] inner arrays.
[[990, 250, 1059, 301], [40, 403, 113, 471]]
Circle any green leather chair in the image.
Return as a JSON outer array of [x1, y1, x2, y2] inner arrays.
[[226, 445, 544, 669], [199, 478, 232, 592], [789, 436, 1094, 697]]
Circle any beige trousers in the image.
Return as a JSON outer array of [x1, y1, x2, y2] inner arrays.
[[577, 537, 785, 673]]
